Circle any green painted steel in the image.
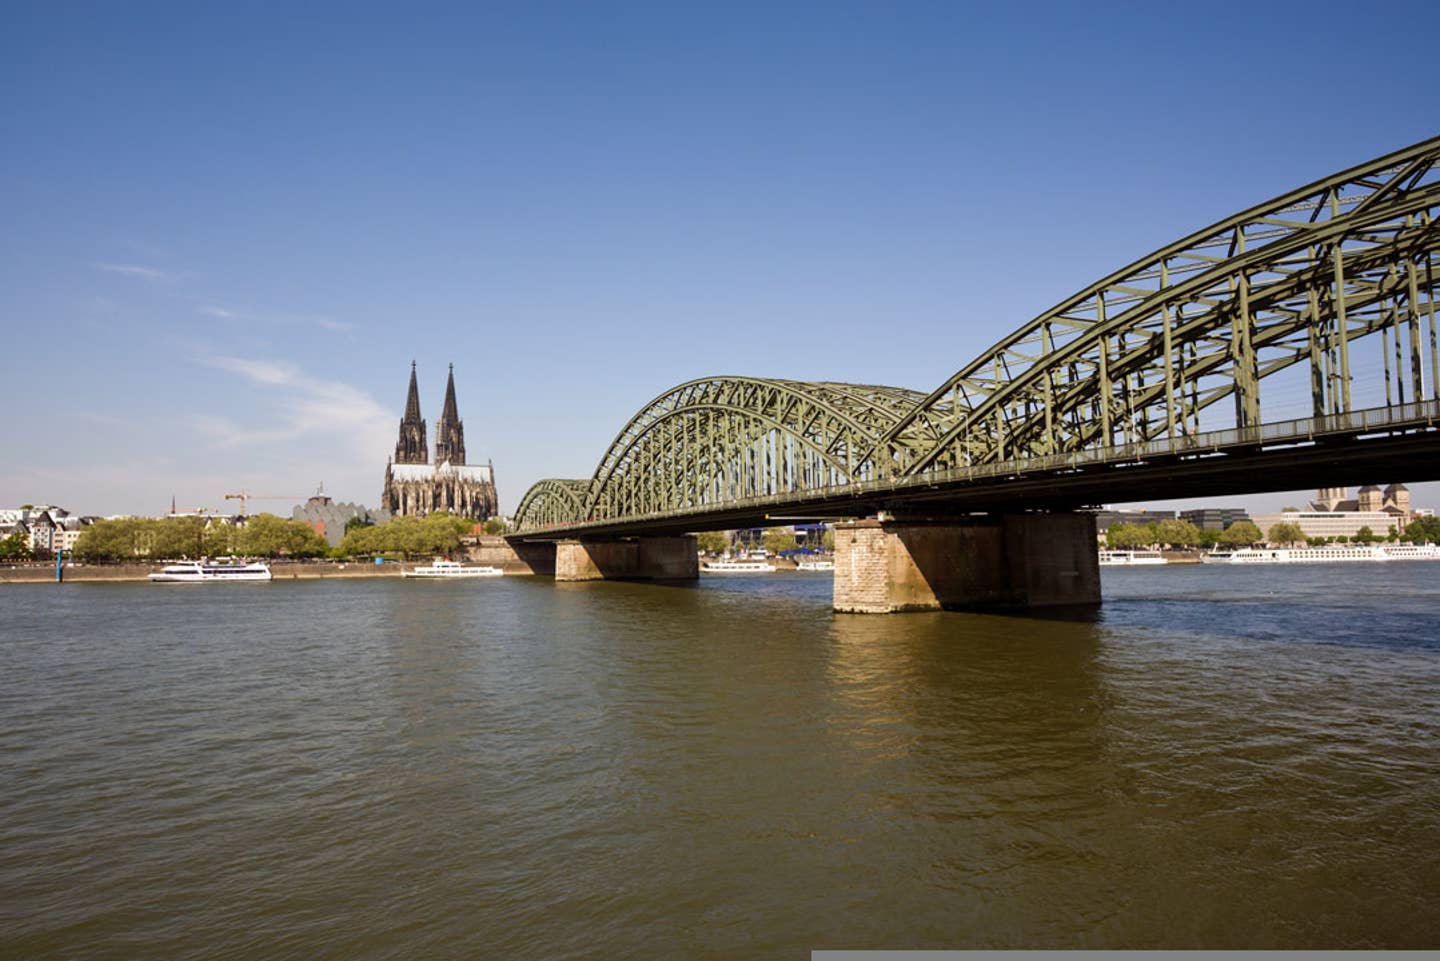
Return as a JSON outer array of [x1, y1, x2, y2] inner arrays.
[[511, 478, 591, 531], [880, 137, 1440, 476], [514, 378, 933, 531], [513, 136, 1440, 534]]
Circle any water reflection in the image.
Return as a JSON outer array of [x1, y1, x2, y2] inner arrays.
[[1, 568, 1438, 957], [816, 610, 1121, 946]]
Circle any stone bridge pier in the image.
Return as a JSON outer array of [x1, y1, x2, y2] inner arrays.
[[832, 513, 1100, 613], [555, 535, 699, 582]]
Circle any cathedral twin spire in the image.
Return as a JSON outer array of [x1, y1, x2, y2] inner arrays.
[[394, 361, 428, 465], [394, 362, 466, 466], [435, 364, 466, 466]]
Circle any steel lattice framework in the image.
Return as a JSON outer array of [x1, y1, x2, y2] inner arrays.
[[512, 479, 592, 531], [518, 378, 933, 529], [514, 136, 1440, 534]]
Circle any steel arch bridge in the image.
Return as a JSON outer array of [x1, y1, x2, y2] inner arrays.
[[514, 135, 1440, 537]]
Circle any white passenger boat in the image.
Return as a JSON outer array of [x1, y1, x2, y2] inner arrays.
[[149, 559, 272, 582], [1098, 550, 1167, 566], [795, 558, 835, 572], [402, 559, 504, 578], [1378, 543, 1440, 560], [1200, 546, 1390, 564], [701, 558, 777, 573]]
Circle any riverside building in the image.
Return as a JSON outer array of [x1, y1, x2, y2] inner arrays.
[[1251, 485, 1422, 541], [1092, 509, 1175, 533], [0, 506, 93, 554], [291, 489, 391, 547], [1179, 507, 1253, 531]]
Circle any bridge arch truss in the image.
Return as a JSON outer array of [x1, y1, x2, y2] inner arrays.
[[581, 377, 931, 523], [877, 136, 1440, 475], [514, 135, 1440, 534], [511, 478, 592, 532]]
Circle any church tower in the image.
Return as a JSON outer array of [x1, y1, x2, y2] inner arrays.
[[1384, 483, 1411, 513], [1357, 484, 1384, 512], [393, 361, 428, 464], [434, 363, 466, 465]]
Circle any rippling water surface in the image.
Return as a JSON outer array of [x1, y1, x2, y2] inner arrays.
[[2, 564, 1438, 957]]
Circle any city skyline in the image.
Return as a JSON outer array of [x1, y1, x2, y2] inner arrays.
[[4, 2, 1439, 517]]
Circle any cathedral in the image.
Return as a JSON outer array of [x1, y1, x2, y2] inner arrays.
[[381, 363, 499, 520]]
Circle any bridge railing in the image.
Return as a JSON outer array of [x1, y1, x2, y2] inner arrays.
[[516, 400, 1439, 533], [936, 399, 1439, 484]]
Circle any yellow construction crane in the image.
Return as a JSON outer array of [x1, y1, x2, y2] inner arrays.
[[224, 491, 304, 515]]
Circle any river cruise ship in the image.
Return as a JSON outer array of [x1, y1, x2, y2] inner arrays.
[[402, 559, 504, 578], [1201, 546, 1390, 564], [149, 560, 272, 582], [1098, 550, 1167, 566], [701, 558, 777, 573], [1377, 543, 1440, 560]]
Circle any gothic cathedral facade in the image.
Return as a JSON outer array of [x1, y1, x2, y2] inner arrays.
[[382, 363, 499, 520]]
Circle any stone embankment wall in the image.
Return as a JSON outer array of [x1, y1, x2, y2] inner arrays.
[[1, 563, 156, 584]]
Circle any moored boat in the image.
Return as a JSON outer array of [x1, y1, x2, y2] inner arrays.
[[1377, 543, 1440, 560], [795, 558, 835, 571], [1098, 550, 1167, 566], [149, 559, 272, 582], [1200, 546, 1390, 564], [701, 558, 777, 573], [402, 559, 504, 578]]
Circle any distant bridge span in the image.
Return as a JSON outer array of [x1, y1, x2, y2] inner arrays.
[[514, 136, 1440, 543]]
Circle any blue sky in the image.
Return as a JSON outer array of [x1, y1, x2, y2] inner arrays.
[[3, 1, 1438, 518]]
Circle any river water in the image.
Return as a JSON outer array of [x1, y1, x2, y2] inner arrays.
[[2, 564, 1437, 957]]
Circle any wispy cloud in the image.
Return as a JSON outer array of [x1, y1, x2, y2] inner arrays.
[[276, 311, 354, 333], [196, 355, 392, 459], [199, 305, 250, 320], [204, 356, 299, 386], [96, 262, 170, 281], [200, 306, 352, 332], [198, 308, 344, 334]]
